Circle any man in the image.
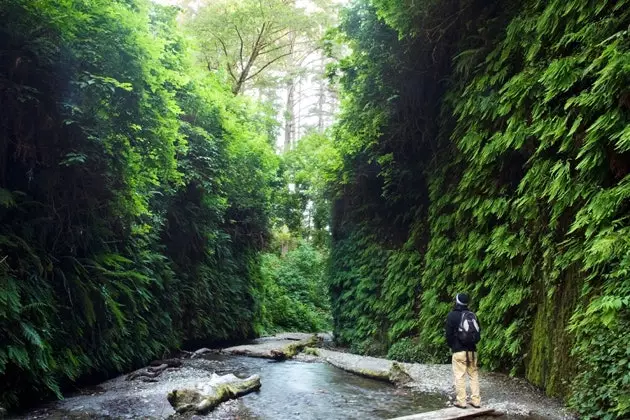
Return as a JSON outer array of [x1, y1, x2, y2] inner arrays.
[[445, 293, 481, 409]]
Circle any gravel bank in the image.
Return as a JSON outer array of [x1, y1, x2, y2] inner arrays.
[[313, 348, 574, 419]]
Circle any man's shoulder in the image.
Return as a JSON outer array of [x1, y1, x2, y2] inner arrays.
[[446, 310, 460, 323]]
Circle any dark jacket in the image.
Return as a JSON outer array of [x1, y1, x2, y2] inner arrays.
[[445, 304, 480, 352]]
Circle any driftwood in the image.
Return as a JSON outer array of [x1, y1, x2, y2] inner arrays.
[[222, 335, 318, 360], [126, 359, 181, 381], [389, 406, 495, 420], [167, 373, 261, 414], [150, 358, 181, 368], [177, 348, 219, 359], [191, 348, 213, 358]]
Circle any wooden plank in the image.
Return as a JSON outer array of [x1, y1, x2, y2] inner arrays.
[[389, 406, 495, 420]]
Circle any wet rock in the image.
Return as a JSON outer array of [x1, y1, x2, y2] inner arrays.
[[390, 362, 413, 385], [167, 373, 261, 414]]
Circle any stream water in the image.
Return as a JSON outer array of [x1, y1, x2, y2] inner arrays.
[[18, 354, 447, 420], [204, 355, 446, 419]]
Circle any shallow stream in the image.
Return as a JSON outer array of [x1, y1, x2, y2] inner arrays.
[[206, 355, 446, 419], [19, 354, 446, 420]]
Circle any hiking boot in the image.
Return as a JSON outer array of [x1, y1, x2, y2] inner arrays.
[[470, 403, 481, 408], [454, 404, 467, 409]]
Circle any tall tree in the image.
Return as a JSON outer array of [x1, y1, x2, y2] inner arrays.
[[188, 0, 312, 95]]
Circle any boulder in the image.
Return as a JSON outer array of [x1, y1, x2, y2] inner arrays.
[[167, 373, 261, 414]]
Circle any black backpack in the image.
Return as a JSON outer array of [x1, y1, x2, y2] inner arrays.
[[457, 310, 481, 345]]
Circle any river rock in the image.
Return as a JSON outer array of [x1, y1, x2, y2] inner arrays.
[[390, 362, 413, 385], [167, 373, 261, 414]]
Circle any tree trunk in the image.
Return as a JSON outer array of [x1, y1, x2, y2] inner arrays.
[[317, 56, 326, 132], [168, 374, 261, 414], [284, 78, 295, 153]]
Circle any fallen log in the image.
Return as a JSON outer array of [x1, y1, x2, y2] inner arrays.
[[150, 358, 181, 368], [167, 373, 261, 414], [191, 348, 213, 359], [389, 406, 495, 419], [127, 358, 182, 381], [223, 334, 318, 360], [314, 348, 415, 385]]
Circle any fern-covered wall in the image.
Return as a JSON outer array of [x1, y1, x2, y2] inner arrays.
[[0, 0, 276, 408], [329, 0, 630, 417]]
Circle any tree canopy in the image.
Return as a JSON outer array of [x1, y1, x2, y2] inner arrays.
[[188, 0, 313, 95]]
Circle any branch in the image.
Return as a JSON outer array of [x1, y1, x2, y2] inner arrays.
[[233, 22, 268, 95], [259, 29, 293, 50], [234, 24, 245, 69], [226, 62, 238, 83], [214, 36, 230, 59], [245, 51, 295, 81], [259, 43, 292, 57], [265, 25, 291, 40], [212, 36, 239, 82], [252, 22, 267, 55], [290, 46, 320, 65]]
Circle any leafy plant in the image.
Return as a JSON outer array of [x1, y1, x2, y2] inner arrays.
[[258, 242, 332, 333]]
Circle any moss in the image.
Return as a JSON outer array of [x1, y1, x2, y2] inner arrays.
[[168, 375, 261, 414], [356, 368, 390, 382], [287, 334, 318, 356], [526, 265, 580, 397], [271, 334, 319, 360], [389, 362, 413, 385], [303, 347, 320, 356]]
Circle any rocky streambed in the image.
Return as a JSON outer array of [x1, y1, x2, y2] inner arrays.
[[12, 333, 574, 420]]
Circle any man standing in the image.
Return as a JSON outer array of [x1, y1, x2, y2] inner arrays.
[[445, 293, 481, 409]]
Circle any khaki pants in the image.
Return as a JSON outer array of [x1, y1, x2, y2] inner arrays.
[[452, 351, 480, 406]]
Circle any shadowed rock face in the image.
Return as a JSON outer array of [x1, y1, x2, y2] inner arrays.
[[167, 373, 261, 414]]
